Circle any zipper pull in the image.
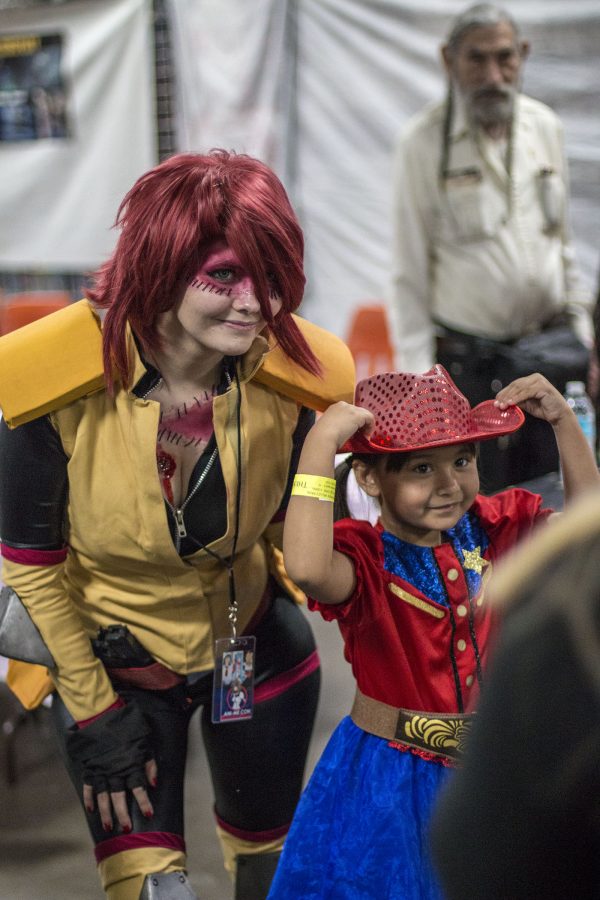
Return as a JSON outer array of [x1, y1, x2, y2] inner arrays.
[[174, 508, 187, 538]]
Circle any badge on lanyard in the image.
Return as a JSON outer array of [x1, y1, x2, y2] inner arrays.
[[210, 514, 256, 724], [212, 635, 256, 724]]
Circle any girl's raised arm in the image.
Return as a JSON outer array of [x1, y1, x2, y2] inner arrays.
[[495, 373, 600, 506], [283, 402, 374, 605]]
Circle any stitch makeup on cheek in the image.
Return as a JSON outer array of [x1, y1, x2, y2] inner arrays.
[[189, 242, 247, 296], [189, 243, 268, 310], [189, 277, 232, 296]]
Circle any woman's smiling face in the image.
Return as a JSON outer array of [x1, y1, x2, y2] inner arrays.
[[158, 240, 282, 359]]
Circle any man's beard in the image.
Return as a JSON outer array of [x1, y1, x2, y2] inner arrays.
[[462, 83, 517, 129]]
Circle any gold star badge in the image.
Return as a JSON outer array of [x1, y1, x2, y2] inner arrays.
[[461, 546, 487, 575]]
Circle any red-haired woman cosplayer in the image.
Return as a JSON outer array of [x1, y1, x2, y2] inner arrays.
[[0, 152, 353, 900]]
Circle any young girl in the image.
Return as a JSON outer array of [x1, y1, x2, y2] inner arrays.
[[268, 365, 600, 900]]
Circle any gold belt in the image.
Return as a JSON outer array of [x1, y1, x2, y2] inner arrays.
[[350, 688, 473, 764]]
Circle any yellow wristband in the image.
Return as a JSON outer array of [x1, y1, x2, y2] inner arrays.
[[291, 474, 336, 502]]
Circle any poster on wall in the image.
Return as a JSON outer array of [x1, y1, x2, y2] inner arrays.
[[0, 32, 70, 142], [0, 0, 156, 271]]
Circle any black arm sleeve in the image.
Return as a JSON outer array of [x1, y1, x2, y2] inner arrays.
[[0, 416, 68, 549], [274, 406, 315, 517]]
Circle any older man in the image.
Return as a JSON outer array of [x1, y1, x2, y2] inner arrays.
[[391, 3, 592, 489]]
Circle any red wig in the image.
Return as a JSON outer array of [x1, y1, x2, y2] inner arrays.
[[87, 150, 320, 387]]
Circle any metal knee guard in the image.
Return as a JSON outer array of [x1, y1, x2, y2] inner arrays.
[[235, 851, 281, 900], [139, 871, 198, 899]]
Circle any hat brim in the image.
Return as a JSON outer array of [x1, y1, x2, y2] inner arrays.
[[339, 400, 525, 454]]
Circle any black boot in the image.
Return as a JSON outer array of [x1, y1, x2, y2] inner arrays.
[[235, 851, 281, 900]]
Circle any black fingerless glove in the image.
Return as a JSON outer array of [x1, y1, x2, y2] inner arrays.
[[66, 701, 153, 794]]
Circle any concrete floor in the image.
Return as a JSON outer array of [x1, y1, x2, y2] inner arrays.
[[0, 610, 354, 900]]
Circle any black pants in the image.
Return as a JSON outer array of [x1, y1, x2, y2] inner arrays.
[[51, 593, 320, 851], [437, 327, 581, 492]]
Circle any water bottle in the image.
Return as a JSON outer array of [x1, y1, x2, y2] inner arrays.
[[564, 380, 596, 456]]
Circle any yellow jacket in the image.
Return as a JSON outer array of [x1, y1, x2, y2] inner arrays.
[[0, 301, 354, 719]]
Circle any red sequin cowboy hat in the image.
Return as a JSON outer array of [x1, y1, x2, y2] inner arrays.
[[340, 365, 524, 454]]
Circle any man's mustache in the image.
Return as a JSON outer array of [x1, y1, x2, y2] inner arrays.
[[471, 85, 514, 103]]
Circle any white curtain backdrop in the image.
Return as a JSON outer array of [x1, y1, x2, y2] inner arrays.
[[167, 0, 600, 341], [169, 0, 295, 178], [0, 0, 156, 271]]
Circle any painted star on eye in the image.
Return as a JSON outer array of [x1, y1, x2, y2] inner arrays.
[[462, 546, 487, 574]]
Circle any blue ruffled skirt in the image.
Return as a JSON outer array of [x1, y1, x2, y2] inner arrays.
[[268, 716, 450, 899]]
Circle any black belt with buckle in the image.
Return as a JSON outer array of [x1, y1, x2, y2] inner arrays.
[[351, 688, 473, 764]]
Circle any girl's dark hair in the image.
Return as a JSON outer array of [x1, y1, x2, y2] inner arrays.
[[333, 451, 411, 521], [333, 443, 478, 522], [333, 457, 355, 521]]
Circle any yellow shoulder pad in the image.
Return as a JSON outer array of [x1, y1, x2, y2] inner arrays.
[[0, 303, 355, 425], [253, 315, 355, 411], [0, 299, 105, 428]]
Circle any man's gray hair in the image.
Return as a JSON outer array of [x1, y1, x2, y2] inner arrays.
[[446, 3, 520, 57]]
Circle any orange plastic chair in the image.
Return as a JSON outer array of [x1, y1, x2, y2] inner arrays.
[[346, 304, 395, 381], [0, 291, 71, 335]]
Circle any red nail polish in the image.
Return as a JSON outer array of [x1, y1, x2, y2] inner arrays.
[[122, 824, 132, 834], [151, 777, 158, 787], [144, 810, 153, 819], [103, 822, 112, 833]]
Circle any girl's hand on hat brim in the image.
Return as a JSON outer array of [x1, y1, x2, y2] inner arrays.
[[313, 401, 375, 449], [494, 373, 569, 426]]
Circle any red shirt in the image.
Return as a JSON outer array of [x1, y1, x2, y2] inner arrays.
[[309, 490, 552, 714]]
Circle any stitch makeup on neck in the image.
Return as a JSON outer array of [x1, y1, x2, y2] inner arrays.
[[158, 388, 216, 449], [147, 375, 218, 507]]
